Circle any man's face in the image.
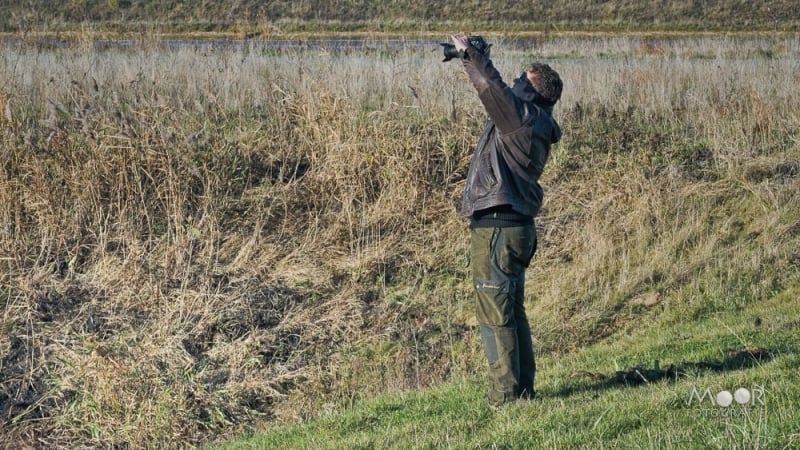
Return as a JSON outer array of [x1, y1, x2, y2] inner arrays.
[[525, 71, 542, 93], [513, 71, 542, 101], [515, 71, 542, 91]]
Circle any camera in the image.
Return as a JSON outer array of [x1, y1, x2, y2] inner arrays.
[[440, 35, 492, 62]]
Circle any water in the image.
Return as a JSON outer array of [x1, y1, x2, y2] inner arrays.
[[2, 36, 452, 53], [2, 35, 798, 61]]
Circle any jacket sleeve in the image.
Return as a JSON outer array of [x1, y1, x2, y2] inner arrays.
[[461, 47, 527, 135]]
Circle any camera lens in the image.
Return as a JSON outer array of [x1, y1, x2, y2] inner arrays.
[[440, 43, 461, 62]]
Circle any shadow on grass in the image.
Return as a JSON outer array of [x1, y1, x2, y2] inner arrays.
[[551, 346, 774, 398]]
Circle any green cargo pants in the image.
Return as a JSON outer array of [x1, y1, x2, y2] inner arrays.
[[470, 225, 537, 406]]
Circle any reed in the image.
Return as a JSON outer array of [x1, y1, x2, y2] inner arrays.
[[1, 34, 798, 447]]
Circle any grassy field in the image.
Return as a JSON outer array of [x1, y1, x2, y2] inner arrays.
[[213, 292, 800, 449], [1, 33, 799, 448], [2, 0, 800, 33]]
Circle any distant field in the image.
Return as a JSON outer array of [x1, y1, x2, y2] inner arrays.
[[2, 0, 800, 33], [1, 33, 799, 448]]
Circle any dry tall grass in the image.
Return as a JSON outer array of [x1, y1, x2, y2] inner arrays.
[[1, 35, 798, 448]]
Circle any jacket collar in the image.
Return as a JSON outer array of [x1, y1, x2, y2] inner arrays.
[[512, 78, 556, 110]]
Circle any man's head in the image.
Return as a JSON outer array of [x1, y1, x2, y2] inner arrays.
[[524, 63, 563, 106]]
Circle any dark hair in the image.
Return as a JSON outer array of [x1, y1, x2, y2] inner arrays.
[[528, 63, 563, 105]]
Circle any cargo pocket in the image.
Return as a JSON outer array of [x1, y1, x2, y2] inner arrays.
[[474, 278, 512, 327]]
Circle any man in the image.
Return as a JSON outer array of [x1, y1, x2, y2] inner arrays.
[[450, 34, 563, 407]]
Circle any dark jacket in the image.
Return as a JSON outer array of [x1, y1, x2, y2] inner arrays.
[[459, 46, 561, 220]]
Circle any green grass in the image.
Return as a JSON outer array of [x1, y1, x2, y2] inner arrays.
[[211, 290, 800, 449]]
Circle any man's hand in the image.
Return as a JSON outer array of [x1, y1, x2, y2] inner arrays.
[[450, 34, 470, 53]]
